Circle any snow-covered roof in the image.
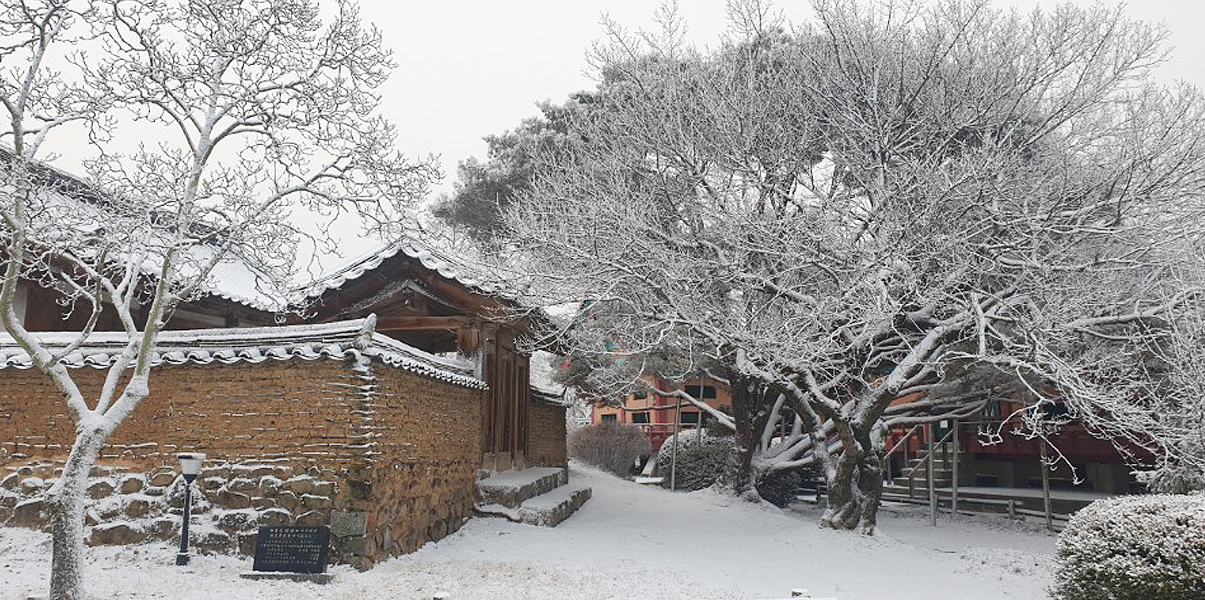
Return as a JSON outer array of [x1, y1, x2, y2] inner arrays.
[[3, 152, 514, 315], [0, 318, 486, 389], [1, 148, 288, 313], [530, 383, 569, 407], [184, 244, 287, 313], [296, 225, 516, 303]]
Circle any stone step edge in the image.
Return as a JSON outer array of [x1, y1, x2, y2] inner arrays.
[[517, 485, 592, 528], [475, 468, 568, 509], [473, 503, 522, 523]]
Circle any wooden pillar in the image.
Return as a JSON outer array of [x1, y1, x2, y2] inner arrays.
[[952, 419, 960, 515], [1040, 438, 1054, 532], [928, 424, 937, 526]]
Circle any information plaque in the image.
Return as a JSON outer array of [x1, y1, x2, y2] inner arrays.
[[251, 526, 331, 574]]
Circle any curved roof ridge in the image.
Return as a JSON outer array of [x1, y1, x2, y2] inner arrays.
[[293, 226, 517, 303]]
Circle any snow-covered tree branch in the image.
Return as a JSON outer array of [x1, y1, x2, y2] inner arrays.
[[0, 1, 434, 597], [490, 0, 1205, 534]]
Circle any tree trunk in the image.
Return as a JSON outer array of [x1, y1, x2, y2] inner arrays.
[[727, 372, 771, 498], [820, 446, 863, 529], [819, 424, 886, 534], [855, 440, 885, 535], [48, 427, 106, 600]]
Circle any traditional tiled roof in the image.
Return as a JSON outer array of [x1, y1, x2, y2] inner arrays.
[[296, 226, 516, 303], [2, 151, 516, 314], [1, 148, 289, 314], [530, 383, 570, 407], [0, 318, 486, 389]]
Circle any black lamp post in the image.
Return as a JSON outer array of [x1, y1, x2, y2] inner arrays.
[[175, 452, 205, 566]]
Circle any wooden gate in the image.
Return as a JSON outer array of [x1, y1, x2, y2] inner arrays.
[[480, 326, 529, 464]]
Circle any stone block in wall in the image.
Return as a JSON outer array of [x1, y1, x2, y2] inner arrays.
[[0, 472, 17, 490], [238, 530, 258, 556], [87, 479, 114, 500], [346, 479, 371, 501], [258, 476, 282, 497], [149, 471, 177, 487], [329, 510, 367, 537], [258, 508, 291, 527], [11, 498, 46, 529], [226, 477, 258, 494], [18, 477, 46, 495], [118, 475, 145, 494], [283, 475, 316, 495], [217, 509, 257, 533], [251, 497, 277, 510], [193, 529, 232, 555], [295, 510, 327, 527], [88, 522, 146, 546], [148, 517, 176, 541], [200, 466, 231, 481], [125, 498, 151, 519], [276, 490, 300, 512], [217, 491, 252, 509], [301, 494, 332, 510]]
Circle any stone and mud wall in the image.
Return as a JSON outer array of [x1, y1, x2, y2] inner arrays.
[[0, 357, 483, 569], [527, 401, 568, 468]]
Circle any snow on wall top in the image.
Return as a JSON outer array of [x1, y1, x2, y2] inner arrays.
[[295, 223, 517, 303], [0, 318, 486, 389]]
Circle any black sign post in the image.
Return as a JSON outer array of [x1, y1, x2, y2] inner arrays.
[[241, 526, 333, 583]]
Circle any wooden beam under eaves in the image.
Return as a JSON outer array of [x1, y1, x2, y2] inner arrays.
[[375, 315, 473, 331]]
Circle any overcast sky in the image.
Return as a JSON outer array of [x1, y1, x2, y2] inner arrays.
[[361, 0, 1205, 198]]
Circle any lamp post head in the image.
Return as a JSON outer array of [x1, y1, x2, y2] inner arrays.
[[176, 452, 206, 483]]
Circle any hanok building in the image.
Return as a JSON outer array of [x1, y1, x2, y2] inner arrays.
[[0, 160, 586, 568]]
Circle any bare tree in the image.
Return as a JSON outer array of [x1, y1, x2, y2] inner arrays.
[[495, 0, 1205, 533], [0, 1, 434, 597]]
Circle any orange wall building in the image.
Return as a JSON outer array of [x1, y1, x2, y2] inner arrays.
[[592, 375, 730, 450]]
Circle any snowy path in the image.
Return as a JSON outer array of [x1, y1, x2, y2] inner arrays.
[[0, 464, 1055, 599]]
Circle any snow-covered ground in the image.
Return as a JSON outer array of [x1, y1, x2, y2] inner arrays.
[[0, 464, 1056, 600]]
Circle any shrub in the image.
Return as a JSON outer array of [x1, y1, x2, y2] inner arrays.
[[656, 431, 737, 491], [755, 468, 813, 508], [1052, 494, 1205, 600], [568, 423, 651, 476]]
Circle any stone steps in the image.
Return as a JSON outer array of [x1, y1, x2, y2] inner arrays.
[[474, 467, 590, 527], [516, 484, 592, 527], [476, 467, 567, 509]]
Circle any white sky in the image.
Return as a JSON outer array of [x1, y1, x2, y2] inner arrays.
[[363, 0, 1205, 198], [29, 1, 1205, 269]]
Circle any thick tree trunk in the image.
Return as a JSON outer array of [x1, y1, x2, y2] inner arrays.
[[819, 425, 886, 534], [820, 448, 863, 529], [727, 372, 774, 498], [727, 372, 758, 495], [48, 427, 106, 600], [855, 445, 885, 535]]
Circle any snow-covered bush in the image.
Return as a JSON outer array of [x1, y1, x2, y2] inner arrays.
[[568, 423, 651, 476], [656, 432, 737, 491], [1052, 494, 1205, 600], [755, 468, 811, 508], [1139, 467, 1205, 495]]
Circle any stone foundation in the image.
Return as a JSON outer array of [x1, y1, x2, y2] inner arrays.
[[0, 459, 385, 564]]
